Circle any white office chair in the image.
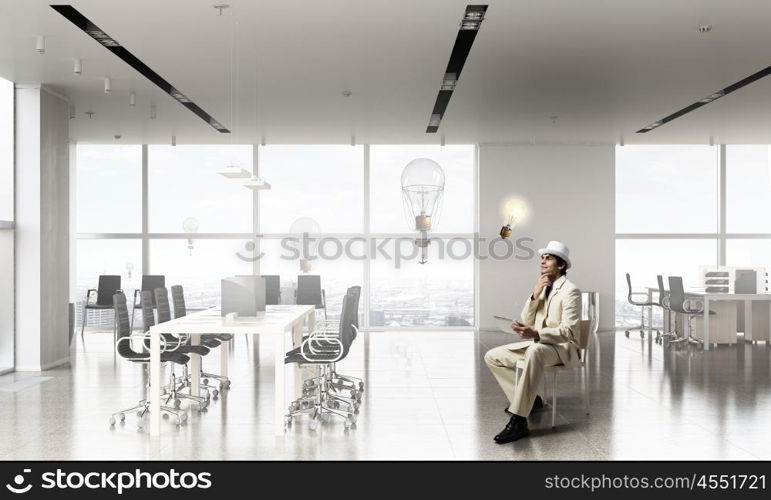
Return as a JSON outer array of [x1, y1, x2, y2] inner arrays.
[[515, 319, 591, 429]]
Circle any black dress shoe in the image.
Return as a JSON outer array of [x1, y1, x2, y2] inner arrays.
[[504, 395, 544, 415], [494, 415, 529, 444]]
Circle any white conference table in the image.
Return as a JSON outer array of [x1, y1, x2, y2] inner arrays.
[[148, 304, 316, 436], [646, 287, 771, 350]]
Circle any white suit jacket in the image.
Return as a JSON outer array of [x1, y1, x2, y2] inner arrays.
[[511, 275, 583, 368]]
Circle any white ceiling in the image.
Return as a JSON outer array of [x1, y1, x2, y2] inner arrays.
[[2, 0, 771, 144]]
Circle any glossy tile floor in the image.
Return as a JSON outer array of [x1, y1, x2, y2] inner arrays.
[[1, 327, 770, 460]]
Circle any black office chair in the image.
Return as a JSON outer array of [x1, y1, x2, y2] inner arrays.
[[296, 275, 327, 321], [130, 275, 165, 332], [109, 292, 189, 428], [655, 275, 676, 343], [284, 291, 358, 430], [264, 275, 281, 305], [170, 285, 232, 394], [667, 276, 715, 345], [142, 290, 210, 411], [624, 273, 657, 338], [82, 275, 122, 342]]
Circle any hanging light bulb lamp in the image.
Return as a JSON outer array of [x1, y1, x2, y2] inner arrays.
[[401, 158, 445, 264], [288, 217, 321, 273], [182, 217, 200, 256], [499, 196, 530, 239]]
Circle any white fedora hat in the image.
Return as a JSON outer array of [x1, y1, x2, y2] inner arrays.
[[538, 240, 571, 269]]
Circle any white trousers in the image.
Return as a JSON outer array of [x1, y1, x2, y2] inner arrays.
[[484, 342, 561, 417]]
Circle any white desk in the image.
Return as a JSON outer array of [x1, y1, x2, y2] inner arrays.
[[646, 287, 771, 350], [148, 304, 316, 436], [694, 293, 771, 350]]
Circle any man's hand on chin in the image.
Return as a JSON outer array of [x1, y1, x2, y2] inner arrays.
[[512, 324, 540, 341]]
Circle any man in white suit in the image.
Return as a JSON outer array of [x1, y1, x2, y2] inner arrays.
[[484, 240, 582, 443]]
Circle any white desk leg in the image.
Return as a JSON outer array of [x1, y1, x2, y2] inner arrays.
[[745, 299, 753, 342], [220, 338, 229, 380], [190, 334, 200, 398], [274, 330, 287, 436], [292, 322, 304, 400], [703, 297, 710, 351], [150, 332, 161, 436]]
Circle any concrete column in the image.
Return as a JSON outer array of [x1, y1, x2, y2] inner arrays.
[[15, 84, 70, 371]]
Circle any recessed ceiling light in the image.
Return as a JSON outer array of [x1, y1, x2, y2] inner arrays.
[[698, 24, 712, 33]]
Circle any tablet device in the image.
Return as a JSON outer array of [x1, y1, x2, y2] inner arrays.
[[493, 315, 526, 336]]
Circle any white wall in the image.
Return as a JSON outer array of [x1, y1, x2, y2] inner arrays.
[[478, 144, 615, 332], [15, 84, 70, 371]]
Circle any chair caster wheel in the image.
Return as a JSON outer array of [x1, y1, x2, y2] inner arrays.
[[358, 382, 364, 391], [347, 413, 356, 424], [284, 416, 292, 426], [625, 331, 630, 337], [179, 413, 188, 422], [174, 399, 181, 409], [203, 378, 209, 385], [137, 410, 144, 417], [354, 408, 360, 414], [212, 390, 219, 399], [162, 413, 169, 419], [109, 416, 116, 426]]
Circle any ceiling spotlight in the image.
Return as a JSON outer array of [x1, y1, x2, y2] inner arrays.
[[440, 72, 457, 91], [36, 35, 45, 54], [619, 136, 624, 146], [114, 134, 122, 140], [69, 105, 76, 119], [171, 135, 176, 146], [85, 111, 95, 119], [150, 104, 157, 120], [351, 135, 356, 146], [213, 4, 230, 15], [104, 77, 111, 94], [73, 58, 82, 75], [260, 135, 266, 147], [440, 135, 446, 146], [129, 91, 136, 106], [709, 135, 715, 146]]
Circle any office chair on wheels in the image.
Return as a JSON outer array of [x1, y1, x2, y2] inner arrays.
[[667, 276, 714, 346], [624, 273, 657, 338], [141, 290, 210, 411], [109, 292, 189, 428], [170, 285, 232, 395], [284, 292, 359, 430]]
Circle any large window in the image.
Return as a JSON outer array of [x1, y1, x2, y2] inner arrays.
[[616, 144, 771, 326], [0, 76, 13, 371], [149, 145, 253, 233], [77, 145, 142, 233], [726, 145, 771, 233], [259, 146, 364, 233], [615, 145, 720, 325], [77, 144, 477, 329], [616, 145, 718, 234]]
